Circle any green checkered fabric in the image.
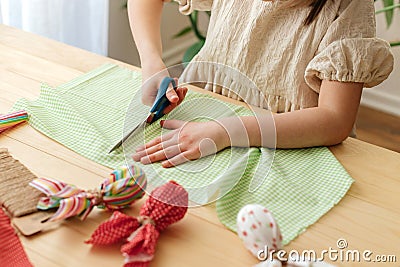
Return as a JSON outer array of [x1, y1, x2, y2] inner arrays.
[[12, 64, 353, 245]]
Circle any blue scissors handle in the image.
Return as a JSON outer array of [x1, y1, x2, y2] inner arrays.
[[148, 77, 177, 123], [109, 77, 178, 153]]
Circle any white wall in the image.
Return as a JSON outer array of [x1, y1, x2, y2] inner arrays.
[[108, 0, 197, 67], [361, 2, 400, 116], [1, 0, 109, 55]]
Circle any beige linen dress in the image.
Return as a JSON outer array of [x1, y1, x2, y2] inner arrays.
[[168, 0, 394, 113]]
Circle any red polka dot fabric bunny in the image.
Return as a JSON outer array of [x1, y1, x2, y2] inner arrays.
[[86, 181, 188, 267]]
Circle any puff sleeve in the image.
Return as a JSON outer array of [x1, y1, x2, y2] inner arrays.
[[304, 0, 394, 93], [164, 0, 213, 15]]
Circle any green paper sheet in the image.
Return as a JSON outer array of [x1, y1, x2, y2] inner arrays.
[[12, 64, 353, 244]]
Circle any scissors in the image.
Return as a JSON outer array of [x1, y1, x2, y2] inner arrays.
[[109, 77, 177, 153]]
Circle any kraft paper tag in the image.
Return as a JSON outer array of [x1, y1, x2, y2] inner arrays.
[[12, 211, 59, 236]]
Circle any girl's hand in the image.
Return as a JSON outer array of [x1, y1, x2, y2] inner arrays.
[[132, 120, 230, 168], [141, 60, 187, 114]]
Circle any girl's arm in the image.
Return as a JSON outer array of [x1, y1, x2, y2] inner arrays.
[[133, 80, 363, 167], [225, 80, 363, 148], [128, 0, 187, 110], [273, 80, 363, 147], [128, 0, 164, 82]]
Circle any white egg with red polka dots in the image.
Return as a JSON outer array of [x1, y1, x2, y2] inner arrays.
[[237, 204, 282, 258]]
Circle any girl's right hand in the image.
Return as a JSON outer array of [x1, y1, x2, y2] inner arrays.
[[141, 59, 188, 114]]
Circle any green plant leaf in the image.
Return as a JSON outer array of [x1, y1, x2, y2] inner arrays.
[[188, 10, 206, 41], [382, 0, 394, 27], [376, 3, 400, 13], [173, 26, 192, 38], [183, 40, 205, 64]]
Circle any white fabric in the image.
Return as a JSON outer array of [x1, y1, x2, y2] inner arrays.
[[254, 258, 337, 267], [0, 0, 109, 56]]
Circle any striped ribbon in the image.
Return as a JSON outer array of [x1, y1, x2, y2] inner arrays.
[[29, 165, 147, 221], [0, 110, 28, 133]]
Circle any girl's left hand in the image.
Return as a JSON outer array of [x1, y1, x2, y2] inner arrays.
[[132, 120, 230, 168]]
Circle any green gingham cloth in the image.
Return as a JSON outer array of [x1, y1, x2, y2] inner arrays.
[[12, 64, 353, 244]]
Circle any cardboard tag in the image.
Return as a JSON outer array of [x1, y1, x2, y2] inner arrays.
[[12, 211, 59, 236]]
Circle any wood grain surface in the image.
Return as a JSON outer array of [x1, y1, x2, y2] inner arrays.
[[0, 24, 399, 267]]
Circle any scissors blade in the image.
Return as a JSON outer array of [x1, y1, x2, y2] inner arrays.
[[109, 77, 176, 154], [108, 120, 146, 153]]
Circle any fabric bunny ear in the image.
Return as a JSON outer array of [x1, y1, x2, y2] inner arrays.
[[237, 204, 283, 257]]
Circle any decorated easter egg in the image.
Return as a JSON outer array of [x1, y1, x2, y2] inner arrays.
[[237, 204, 283, 258]]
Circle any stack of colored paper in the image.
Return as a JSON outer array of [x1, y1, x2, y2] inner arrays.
[[0, 111, 28, 133]]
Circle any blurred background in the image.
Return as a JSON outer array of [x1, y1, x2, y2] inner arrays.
[[0, 0, 398, 152], [0, 0, 207, 66]]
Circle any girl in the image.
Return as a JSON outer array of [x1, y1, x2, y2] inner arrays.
[[129, 0, 394, 168]]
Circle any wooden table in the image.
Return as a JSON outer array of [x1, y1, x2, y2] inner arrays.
[[1, 24, 399, 267]]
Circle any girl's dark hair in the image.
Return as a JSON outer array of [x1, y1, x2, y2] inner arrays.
[[304, 0, 329, 25]]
